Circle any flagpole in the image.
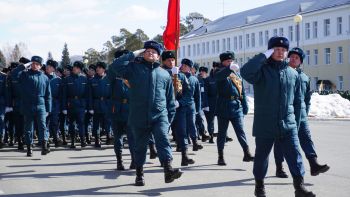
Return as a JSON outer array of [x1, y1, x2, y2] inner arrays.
[[175, 0, 179, 67]]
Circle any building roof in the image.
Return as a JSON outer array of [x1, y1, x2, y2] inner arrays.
[[181, 0, 350, 39]]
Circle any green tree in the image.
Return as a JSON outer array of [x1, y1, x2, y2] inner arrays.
[[152, 34, 164, 45], [61, 43, 71, 67], [125, 29, 149, 51], [47, 51, 53, 61], [181, 12, 211, 36], [83, 48, 104, 65], [10, 44, 21, 63], [0, 50, 6, 68]]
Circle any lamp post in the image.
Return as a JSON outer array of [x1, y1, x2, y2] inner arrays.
[[294, 14, 303, 47]]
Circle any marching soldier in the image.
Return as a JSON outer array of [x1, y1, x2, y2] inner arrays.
[[19, 56, 52, 156], [196, 66, 210, 142], [274, 47, 330, 178], [0, 68, 8, 148], [174, 58, 202, 166], [7, 58, 31, 150], [241, 37, 315, 197], [45, 60, 63, 147], [59, 64, 72, 145], [62, 61, 89, 149], [109, 40, 182, 186], [88, 61, 112, 148], [84, 64, 96, 145], [214, 51, 254, 166]]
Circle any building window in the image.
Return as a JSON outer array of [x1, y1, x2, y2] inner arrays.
[[222, 38, 226, 51], [234, 36, 238, 50], [338, 76, 344, 90], [182, 46, 185, 58], [212, 41, 215, 54], [246, 34, 250, 48], [259, 31, 263, 46], [206, 42, 209, 54], [264, 30, 269, 45], [288, 26, 293, 41], [324, 48, 331, 65], [337, 46, 343, 64], [239, 58, 243, 66], [337, 17, 342, 35], [193, 44, 196, 56], [227, 38, 231, 50], [324, 19, 330, 37], [197, 44, 200, 56], [202, 42, 205, 55], [216, 40, 220, 53], [251, 33, 255, 48], [305, 23, 310, 40], [314, 49, 318, 65], [273, 28, 277, 36], [313, 21, 318, 38], [187, 45, 191, 57], [239, 35, 243, 49], [279, 28, 284, 36], [306, 50, 310, 65]]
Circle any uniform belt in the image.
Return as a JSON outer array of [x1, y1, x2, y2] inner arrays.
[[94, 97, 109, 100], [222, 95, 240, 100], [121, 99, 128, 104], [69, 96, 81, 99]]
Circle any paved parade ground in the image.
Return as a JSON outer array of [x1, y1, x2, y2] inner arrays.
[[1, 116, 349, 197]]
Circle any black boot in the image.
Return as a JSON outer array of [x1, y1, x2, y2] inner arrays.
[[254, 179, 266, 197], [308, 157, 330, 176], [62, 133, 67, 145], [226, 136, 233, 142], [135, 167, 145, 186], [276, 163, 288, 178], [0, 138, 5, 149], [95, 136, 101, 148], [26, 145, 33, 157], [243, 148, 254, 162], [86, 133, 91, 145], [209, 134, 214, 144], [149, 144, 157, 159], [175, 146, 182, 152], [41, 140, 51, 155], [70, 135, 76, 149], [129, 160, 136, 170], [116, 152, 125, 171], [293, 176, 316, 197], [106, 133, 113, 145], [181, 149, 195, 166], [9, 136, 14, 146], [164, 160, 183, 183], [53, 136, 62, 148], [201, 133, 210, 142], [192, 139, 203, 151], [218, 150, 227, 166], [18, 138, 24, 150], [80, 136, 87, 148]]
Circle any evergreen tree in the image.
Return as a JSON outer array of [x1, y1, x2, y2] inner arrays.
[[61, 43, 71, 67], [0, 50, 6, 67], [47, 51, 53, 61]]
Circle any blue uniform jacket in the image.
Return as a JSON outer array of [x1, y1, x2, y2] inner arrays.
[[240, 53, 302, 139], [7, 64, 25, 112], [109, 76, 129, 122], [108, 52, 176, 128], [47, 73, 62, 114], [0, 73, 8, 112], [88, 74, 111, 114], [297, 68, 311, 122], [19, 69, 51, 115], [204, 72, 217, 114], [62, 73, 89, 113], [197, 76, 208, 109], [214, 66, 248, 118], [178, 72, 201, 113]]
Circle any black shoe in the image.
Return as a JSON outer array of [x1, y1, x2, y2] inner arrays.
[[135, 167, 145, 186], [226, 136, 233, 142], [149, 144, 157, 159], [70, 137, 76, 149], [293, 176, 316, 197], [243, 148, 254, 162], [18, 141, 25, 150], [116, 153, 125, 171], [218, 150, 227, 166], [41, 141, 51, 155], [27, 146, 33, 157], [181, 149, 195, 166], [308, 157, 330, 176], [209, 134, 214, 144], [255, 179, 266, 197], [95, 137, 102, 148], [54, 138, 63, 148], [276, 164, 288, 178], [0, 140, 5, 149], [106, 134, 113, 145], [192, 140, 203, 151], [9, 139, 14, 147], [86, 134, 91, 145], [201, 133, 210, 142], [175, 146, 182, 152], [129, 161, 136, 170], [164, 160, 183, 183]]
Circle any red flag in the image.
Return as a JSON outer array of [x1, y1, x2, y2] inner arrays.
[[163, 0, 180, 50]]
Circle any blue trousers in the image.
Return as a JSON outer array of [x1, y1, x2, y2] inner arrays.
[[68, 110, 85, 138], [132, 120, 172, 167], [274, 121, 317, 164], [24, 110, 48, 145], [0, 109, 4, 139], [92, 113, 111, 137], [204, 111, 215, 134], [13, 111, 24, 142], [48, 113, 59, 138], [112, 119, 135, 159], [174, 105, 198, 150], [217, 116, 249, 151], [195, 111, 206, 135], [253, 134, 305, 180]]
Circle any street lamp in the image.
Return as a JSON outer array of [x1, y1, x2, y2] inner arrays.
[[294, 14, 303, 47]]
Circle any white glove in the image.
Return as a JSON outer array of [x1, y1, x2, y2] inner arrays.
[[5, 107, 13, 113], [175, 100, 180, 108], [84, 110, 87, 113], [263, 49, 274, 59], [133, 49, 145, 57], [24, 62, 32, 68], [229, 63, 240, 72], [89, 110, 94, 114], [62, 110, 67, 115], [203, 107, 209, 112], [46, 112, 49, 117], [171, 66, 179, 75]]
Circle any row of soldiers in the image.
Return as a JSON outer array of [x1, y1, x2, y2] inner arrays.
[[0, 37, 329, 196]]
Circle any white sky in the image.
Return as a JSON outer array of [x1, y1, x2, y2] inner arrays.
[[0, 0, 283, 61]]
